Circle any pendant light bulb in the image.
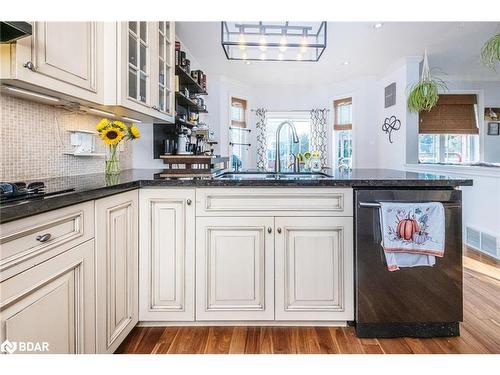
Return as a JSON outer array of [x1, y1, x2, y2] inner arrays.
[[300, 36, 308, 53], [238, 33, 246, 50], [279, 35, 288, 52], [259, 35, 267, 52]]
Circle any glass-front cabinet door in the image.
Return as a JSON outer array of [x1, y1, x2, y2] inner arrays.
[[156, 21, 175, 117], [127, 21, 150, 105], [118, 21, 175, 123]]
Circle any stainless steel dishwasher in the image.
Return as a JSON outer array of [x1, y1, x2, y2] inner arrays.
[[354, 189, 463, 338]]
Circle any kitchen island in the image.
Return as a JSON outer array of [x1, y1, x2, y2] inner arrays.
[[0, 169, 472, 353]]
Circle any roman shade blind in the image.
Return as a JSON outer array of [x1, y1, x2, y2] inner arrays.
[[419, 94, 479, 134], [334, 98, 352, 130]]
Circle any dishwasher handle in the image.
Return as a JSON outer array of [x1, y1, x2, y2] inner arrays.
[[358, 201, 461, 209]]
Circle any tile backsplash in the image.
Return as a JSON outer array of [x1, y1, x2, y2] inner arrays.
[[0, 95, 133, 181]]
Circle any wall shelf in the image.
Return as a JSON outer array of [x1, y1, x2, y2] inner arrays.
[[175, 92, 198, 108], [66, 129, 98, 135], [175, 66, 208, 95], [175, 116, 197, 127], [63, 152, 106, 157]]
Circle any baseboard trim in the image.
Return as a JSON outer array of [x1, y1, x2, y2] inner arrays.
[[137, 321, 348, 327]]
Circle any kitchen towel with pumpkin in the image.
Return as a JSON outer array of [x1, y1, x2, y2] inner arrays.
[[379, 202, 445, 271]]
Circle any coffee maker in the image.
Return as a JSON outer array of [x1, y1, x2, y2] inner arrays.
[[176, 127, 192, 155]]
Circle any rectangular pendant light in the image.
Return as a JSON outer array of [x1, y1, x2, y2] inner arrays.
[[221, 21, 327, 62]]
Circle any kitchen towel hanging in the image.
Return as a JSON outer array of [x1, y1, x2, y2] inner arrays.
[[310, 109, 328, 167], [255, 108, 268, 171], [379, 202, 445, 271]]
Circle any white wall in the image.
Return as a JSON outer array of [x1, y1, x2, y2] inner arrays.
[[374, 57, 421, 169]]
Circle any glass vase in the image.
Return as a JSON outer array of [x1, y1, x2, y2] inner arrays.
[[105, 145, 121, 175]]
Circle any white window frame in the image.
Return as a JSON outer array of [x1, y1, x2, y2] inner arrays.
[[331, 94, 355, 169], [265, 111, 313, 166]]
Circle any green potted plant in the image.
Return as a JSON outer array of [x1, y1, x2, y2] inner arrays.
[[407, 51, 447, 113], [481, 33, 500, 69]]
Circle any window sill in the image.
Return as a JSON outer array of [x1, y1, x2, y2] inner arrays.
[[405, 163, 500, 178]]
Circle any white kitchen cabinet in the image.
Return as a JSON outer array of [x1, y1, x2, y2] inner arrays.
[[2, 22, 104, 104], [139, 189, 195, 321], [274, 216, 354, 321], [0, 239, 96, 354], [107, 21, 175, 123], [196, 216, 275, 321], [156, 21, 175, 116], [95, 191, 138, 353]]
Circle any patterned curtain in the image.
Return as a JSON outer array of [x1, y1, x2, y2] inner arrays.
[[255, 108, 268, 171], [310, 109, 328, 167]]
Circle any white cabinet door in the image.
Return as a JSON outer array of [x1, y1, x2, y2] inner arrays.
[[113, 21, 174, 123], [154, 21, 175, 118], [95, 191, 138, 353], [275, 217, 354, 321], [13, 22, 103, 103], [0, 240, 96, 354], [139, 189, 195, 321], [196, 217, 275, 321]]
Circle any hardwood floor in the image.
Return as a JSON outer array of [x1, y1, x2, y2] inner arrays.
[[117, 249, 500, 354]]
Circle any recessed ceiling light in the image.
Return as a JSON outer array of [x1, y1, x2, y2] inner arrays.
[[343, 61, 349, 65], [373, 23, 383, 29], [245, 61, 251, 65]]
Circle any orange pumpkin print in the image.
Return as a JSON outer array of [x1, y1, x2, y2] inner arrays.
[[396, 217, 420, 240]]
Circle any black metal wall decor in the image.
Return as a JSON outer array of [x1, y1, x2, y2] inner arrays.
[[382, 115, 401, 143]]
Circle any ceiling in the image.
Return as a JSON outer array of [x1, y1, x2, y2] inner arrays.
[[176, 22, 500, 86]]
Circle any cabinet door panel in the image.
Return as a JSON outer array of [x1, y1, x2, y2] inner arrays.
[[139, 189, 195, 321], [196, 217, 274, 321], [95, 191, 138, 353], [10, 22, 103, 103], [40, 22, 92, 82], [275, 217, 353, 321], [0, 240, 95, 354]]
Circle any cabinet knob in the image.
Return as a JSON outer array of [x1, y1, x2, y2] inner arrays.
[[23, 61, 36, 71], [186, 199, 192, 205], [267, 227, 272, 234], [277, 228, 282, 234], [36, 233, 51, 243]]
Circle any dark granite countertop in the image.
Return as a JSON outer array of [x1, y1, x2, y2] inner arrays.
[[0, 168, 473, 224]]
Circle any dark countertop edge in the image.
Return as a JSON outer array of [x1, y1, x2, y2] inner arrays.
[[0, 178, 473, 224]]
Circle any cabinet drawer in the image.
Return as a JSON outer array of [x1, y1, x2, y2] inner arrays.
[[0, 201, 94, 281], [0, 239, 96, 353], [196, 188, 353, 217]]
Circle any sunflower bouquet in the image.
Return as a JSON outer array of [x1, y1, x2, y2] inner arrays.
[[96, 118, 140, 174]]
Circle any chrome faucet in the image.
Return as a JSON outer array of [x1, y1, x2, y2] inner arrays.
[[274, 121, 299, 173]]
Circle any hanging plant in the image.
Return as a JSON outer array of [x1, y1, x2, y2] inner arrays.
[[481, 33, 500, 69], [407, 51, 447, 113]]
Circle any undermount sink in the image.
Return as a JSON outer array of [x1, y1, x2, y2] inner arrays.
[[215, 172, 332, 180]]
